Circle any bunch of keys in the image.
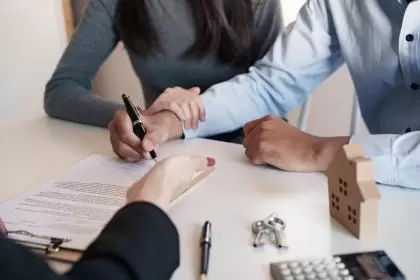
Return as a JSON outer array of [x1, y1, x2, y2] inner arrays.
[[251, 213, 288, 249]]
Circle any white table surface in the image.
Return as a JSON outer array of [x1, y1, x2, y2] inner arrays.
[[1, 115, 420, 279]]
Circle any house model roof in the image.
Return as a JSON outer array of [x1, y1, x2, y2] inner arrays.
[[326, 144, 380, 202]]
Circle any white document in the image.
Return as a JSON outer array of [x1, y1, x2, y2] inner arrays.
[[0, 155, 157, 250]]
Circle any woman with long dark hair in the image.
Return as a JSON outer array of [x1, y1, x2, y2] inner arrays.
[[45, 0, 281, 144]]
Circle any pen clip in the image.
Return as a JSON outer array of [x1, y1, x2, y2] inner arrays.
[[122, 94, 142, 122], [46, 238, 64, 255]]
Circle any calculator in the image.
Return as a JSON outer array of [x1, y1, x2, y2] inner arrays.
[[270, 250, 405, 280]]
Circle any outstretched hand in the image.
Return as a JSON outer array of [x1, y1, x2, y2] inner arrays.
[[127, 155, 216, 210]]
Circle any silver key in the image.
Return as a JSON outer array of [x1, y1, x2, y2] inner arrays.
[[251, 220, 269, 247]]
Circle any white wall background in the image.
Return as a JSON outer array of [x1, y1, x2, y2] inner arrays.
[[0, 0, 67, 123]]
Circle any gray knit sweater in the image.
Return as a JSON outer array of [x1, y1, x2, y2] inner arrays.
[[44, 0, 281, 128]]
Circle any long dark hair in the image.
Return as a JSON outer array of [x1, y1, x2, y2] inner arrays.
[[116, 0, 257, 66]]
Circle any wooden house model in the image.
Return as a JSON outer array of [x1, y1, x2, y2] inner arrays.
[[326, 144, 381, 240]]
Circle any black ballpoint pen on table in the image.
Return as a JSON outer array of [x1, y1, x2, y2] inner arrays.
[[200, 221, 212, 280], [121, 94, 158, 163]]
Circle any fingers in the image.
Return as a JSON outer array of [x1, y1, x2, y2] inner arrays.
[[244, 116, 266, 136], [168, 102, 186, 120], [245, 140, 264, 165], [189, 102, 199, 129], [198, 101, 206, 122], [109, 110, 149, 161], [188, 87, 201, 94], [188, 87, 203, 127], [243, 124, 261, 148], [141, 124, 168, 158], [243, 124, 265, 165], [190, 156, 216, 173], [109, 123, 143, 162], [181, 103, 192, 129], [148, 87, 205, 129]]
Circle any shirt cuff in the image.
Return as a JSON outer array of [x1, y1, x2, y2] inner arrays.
[[349, 134, 396, 186]]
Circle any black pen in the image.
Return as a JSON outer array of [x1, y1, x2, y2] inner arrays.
[[121, 94, 158, 162], [200, 221, 212, 280]]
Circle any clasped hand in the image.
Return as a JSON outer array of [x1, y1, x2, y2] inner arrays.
[[108, 86, 344, 172]]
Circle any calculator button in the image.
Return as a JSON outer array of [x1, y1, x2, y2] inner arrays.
[[281, 268, 292, 276], [321, 258, 332, 264], [284, 276, 294, 280], [315, 265, 325, 272], [344, 276, 354, 280], [325, 262, 336, 270], [289, 262, 299, 268], [295, 274, 305, 280], [337, 263, 345, 269], [303, 266, 313, 273], [306, 273, 316, 279], [300, 261, 310, 267], [328, 269, 339, 276], [317, 271, 328, 278], [333, 257, 341, 263], [279, 263, 288, 269], [340, 269, 350, 276], [292, 267, 302, 274], [312, 260, 322, 265]]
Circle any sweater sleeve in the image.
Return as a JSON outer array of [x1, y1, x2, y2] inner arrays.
[[0, 202, 180, 280], [44, 0, 124, 128]]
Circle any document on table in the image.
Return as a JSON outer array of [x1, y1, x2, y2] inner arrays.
[[0, 155, 159, 251]]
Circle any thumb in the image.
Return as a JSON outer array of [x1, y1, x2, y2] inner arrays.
[[188, 87, 201, 94]]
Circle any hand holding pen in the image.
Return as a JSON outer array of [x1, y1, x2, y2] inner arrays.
[[121, 94, 158, 162], [108, 95, 183, 162], [108, 98, 164, 162]]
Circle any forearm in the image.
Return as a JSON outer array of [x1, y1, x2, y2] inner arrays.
[[44, 83, 124, 128], [44, 0, 121, 128]]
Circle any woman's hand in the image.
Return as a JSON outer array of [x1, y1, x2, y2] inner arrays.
[[147, 87, 205, 130], [108, 110, 183, 162], [126, 156, 216, 210]]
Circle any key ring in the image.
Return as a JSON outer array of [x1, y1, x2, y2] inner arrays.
[[264, 213, 286, 231]]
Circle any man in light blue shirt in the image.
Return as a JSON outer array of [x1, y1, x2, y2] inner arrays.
[[109, 0, 419, 189]]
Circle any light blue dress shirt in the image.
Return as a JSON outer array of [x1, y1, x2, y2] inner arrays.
[[184, 0, 420, 189]]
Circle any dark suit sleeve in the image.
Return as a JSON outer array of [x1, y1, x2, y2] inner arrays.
[[0, 202, 180, 280]]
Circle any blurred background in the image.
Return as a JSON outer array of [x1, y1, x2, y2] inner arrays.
[[0, 0, 368, 136]]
